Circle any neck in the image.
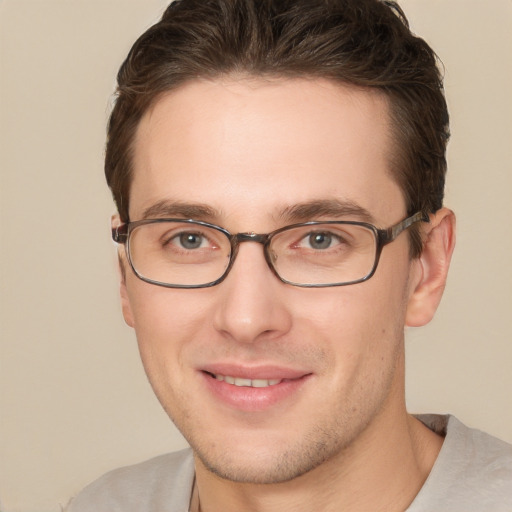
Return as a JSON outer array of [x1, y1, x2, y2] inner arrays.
[[192, 363, 443, 512]]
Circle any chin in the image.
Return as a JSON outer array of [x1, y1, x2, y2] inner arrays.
[[192, 431, 344, 484]]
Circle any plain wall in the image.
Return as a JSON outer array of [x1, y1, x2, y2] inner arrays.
[[0, 1, 511, 510]]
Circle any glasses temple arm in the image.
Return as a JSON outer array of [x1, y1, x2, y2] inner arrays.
[[381, 211, 430, 244], [112, 223, 129, 243]]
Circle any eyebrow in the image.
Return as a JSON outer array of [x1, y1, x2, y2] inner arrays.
[[277, 199, 375, 224], [141, 200, 221, 221], [139, 198, 374, 225]]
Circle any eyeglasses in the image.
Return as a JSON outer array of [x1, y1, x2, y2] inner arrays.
[[112, 211, 428, 288]]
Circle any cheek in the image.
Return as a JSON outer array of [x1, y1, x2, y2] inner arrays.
[[296, 280, 404, 339], [128, 278, 207, 331], [126, 281, 211, 371], [124, 283, 217, 420], [293, 266, 410, 368]]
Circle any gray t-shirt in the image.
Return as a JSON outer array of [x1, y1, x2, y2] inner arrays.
[[68, 415, 512, 511]]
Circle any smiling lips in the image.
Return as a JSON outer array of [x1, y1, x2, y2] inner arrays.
[[202, 367, 311, 411], [210, 373, 284, 388]]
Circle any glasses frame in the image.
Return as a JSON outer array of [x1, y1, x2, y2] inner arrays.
[[112, 211, 429, 289]]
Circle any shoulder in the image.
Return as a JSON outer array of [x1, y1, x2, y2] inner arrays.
[[422, 414, 512, 477], [409, 415, 512, 511], [67, 448, 195, 512]]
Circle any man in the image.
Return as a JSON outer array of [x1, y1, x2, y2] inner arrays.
[[69, 0, 512, 510]]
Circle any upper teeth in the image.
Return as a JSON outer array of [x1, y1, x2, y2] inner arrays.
[[214, 374, 281, 387]]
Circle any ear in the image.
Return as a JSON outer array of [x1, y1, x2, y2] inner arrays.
[[119, 264, 135, 328], [112, 214, 135, 328], [406, 208, 456, 327]]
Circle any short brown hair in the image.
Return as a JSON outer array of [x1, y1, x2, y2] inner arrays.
[[106, 0, 449, 256]]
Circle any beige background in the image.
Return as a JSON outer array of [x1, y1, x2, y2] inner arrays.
[[0, 0, 511, 510]]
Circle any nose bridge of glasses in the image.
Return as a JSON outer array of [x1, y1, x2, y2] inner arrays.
[[229, 232, 273, 269], [226, 232, 281, 284], [232, 232, 269, 245]]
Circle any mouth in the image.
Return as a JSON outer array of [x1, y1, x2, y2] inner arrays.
[[205, 372, 283, 388], [201, 367, 312, 411]]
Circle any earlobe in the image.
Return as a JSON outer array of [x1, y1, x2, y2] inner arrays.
[[405, 208, 456, 327]]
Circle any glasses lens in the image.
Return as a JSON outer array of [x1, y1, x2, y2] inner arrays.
[[128, 221, 231, 286], [269, 223, 377, 286]]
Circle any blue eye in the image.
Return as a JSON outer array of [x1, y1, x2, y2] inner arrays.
[[308, 232, 333, 250], [178, 232, 205, 249]]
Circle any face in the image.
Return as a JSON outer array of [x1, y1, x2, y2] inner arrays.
[[120, 77, 422, 484]]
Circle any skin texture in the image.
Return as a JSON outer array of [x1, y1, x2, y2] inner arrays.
[[117, 77, 455, 511]]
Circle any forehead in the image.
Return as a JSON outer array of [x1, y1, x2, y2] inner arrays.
[[130, 77, 404, 226]]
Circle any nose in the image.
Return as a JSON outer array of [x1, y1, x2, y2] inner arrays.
[[212, 242, 292, 344]]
